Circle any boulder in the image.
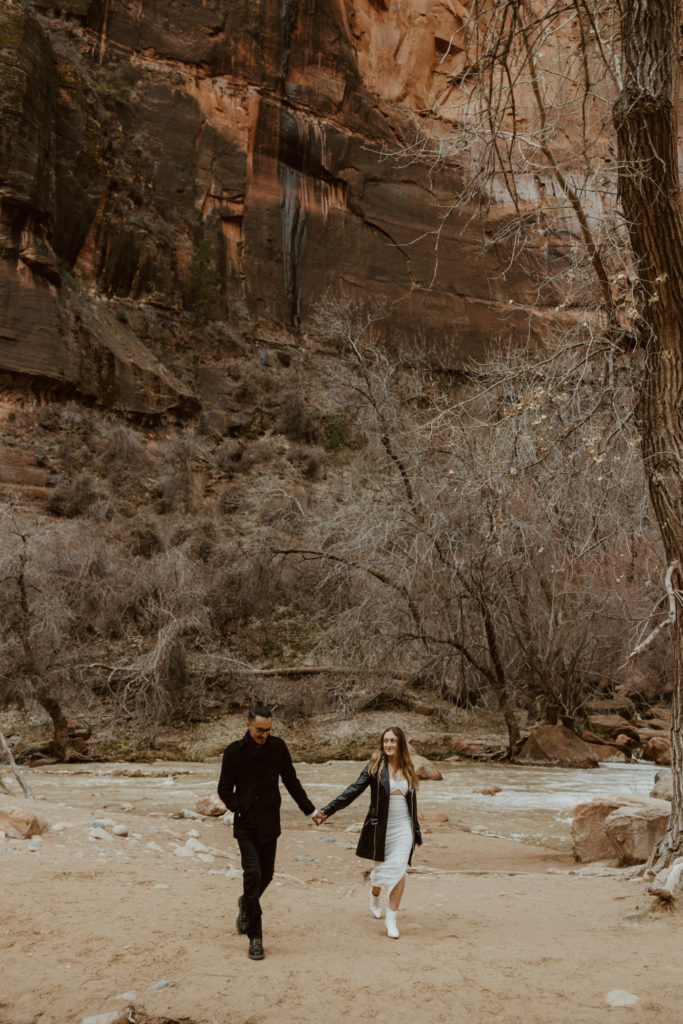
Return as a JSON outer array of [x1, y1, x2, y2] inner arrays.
[[409, 747, 443, 781], [586, 743, 628, 763], [649, 856, 683, 901], [448, 739, 488, 760], [0, 804, 50, 839], [604, 799, 671, 865], [195, 793, 228, 817], [516, 725, 600, 768], [572, 798, 631, 862], [642, 735, 671, 765], [585, 713, 635, 740], [585, 695, 636, 719], [650, 770, 673, 802], [572, 795, 670, 863]]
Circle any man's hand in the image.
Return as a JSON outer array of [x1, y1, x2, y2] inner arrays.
[[313, 810, 327, 825]]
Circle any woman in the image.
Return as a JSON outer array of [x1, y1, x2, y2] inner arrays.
[[320, 726, 421, 938]]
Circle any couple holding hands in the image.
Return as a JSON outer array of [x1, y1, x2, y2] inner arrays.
[[218, 703, 422, 960]]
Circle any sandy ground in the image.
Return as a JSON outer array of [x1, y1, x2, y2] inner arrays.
[[0, 792, 680, 1024]]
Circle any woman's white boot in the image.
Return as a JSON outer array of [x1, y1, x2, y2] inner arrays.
[[385, 908, 399, 938], [370, 890, 382, 919]]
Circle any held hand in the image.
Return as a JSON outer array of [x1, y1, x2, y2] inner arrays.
[[313, 810, 327, 825]]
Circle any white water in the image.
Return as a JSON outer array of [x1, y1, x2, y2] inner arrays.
[[17, 758, 662, 852]]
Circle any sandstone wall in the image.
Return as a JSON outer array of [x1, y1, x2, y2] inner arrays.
[[0, 0, 570, 412]]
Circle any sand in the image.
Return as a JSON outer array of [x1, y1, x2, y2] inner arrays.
[[0, 792, 680, 1024]]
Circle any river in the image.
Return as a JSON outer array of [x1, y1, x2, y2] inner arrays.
[[13, 758, 661, 852]]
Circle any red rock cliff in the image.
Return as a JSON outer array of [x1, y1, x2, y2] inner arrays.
[[0, 0, 566, 412]]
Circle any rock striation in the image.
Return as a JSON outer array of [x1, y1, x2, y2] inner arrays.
[[0, 0, 575, 411]]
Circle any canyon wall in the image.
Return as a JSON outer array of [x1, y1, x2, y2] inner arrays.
[[0, 0, 567, 413]]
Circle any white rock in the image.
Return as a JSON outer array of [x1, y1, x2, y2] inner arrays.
[[112, 825, 129, 837], [187, 829, 200, 838], [173, 845, 195, 858], [88, 827, 114, 842], [81, 1011, 130, 1024], [114, 991, 137, 1002], [185, 837, 209, 853], [197, 853, 215, 863], [605, 990, 638, 1007], [145, 841, 164, 853]]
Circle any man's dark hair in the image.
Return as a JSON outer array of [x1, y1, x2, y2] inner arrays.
[[248, 702, 273, 721]]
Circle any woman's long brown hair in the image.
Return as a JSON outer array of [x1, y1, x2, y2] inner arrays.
[[367, 725, 419, 789]]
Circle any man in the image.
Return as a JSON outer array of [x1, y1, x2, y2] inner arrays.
[[217, 702, 320, 960]]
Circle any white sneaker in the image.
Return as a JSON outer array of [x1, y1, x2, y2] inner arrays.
[[385, 908, 399, 938], [370, 891, 382, 919]]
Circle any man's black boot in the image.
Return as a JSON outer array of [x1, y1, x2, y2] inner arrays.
[[236, 896, 249, 935], [248, 936, 265, 960]]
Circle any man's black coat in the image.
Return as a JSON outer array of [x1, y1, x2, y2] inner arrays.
[[322, 761, 422, 863], [217, 731, 315, 843]]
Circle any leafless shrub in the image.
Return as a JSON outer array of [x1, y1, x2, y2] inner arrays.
[[213, 439, 243, 474], [275, 389, 320, 444], [47, 473, 108, 518]]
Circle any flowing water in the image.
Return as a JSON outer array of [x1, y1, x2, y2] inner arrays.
[[16, 758, 661, 852]]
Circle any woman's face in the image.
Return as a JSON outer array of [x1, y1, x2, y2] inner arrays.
[[383, 730, 399, 758]]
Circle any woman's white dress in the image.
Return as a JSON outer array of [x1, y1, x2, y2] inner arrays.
[[370, 776, 413, 894]]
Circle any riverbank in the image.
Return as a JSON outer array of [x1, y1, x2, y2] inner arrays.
[[0, 786, 680, 1024], [1, 705, 508, 766]]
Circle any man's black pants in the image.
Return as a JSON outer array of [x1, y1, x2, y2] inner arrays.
[[235, 826, 278, 939]]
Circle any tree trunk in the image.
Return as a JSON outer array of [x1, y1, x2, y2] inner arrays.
[[38, 693, 71, 762], [0, 730, 33, 798], [613, 0, 683, 866]]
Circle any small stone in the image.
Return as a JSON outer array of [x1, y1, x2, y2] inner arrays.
[[174, 845, 194, 858], [146, 979, 171, 991], [197, 852, 215, 863], [28, 839, 42, 852], [145, 841, 164, 853], [319, 837, 335, 843], [153, 883, 170, 889], [112, 825, 129, 838], [605, 990, 638, 1008], [195, 793, 228, 817], [296, 856, 314, 862], [181, 837, 203, 853], [114, 991, 137, 1002], [81, 1011, 130, 1024], [88, 827, 114, 842]]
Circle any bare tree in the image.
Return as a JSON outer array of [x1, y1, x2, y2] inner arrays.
[[285, 305, 660, 754], [399, 0, 683, 864]]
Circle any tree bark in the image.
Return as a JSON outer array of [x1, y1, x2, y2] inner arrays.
[[0, 730, 33, 798], [37, 694, 71, 762], [613, 0, 683, 866]]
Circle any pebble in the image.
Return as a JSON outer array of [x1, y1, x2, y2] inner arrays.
[[173, 845, 194, 858], [319, 837, 335, 843], [185, 837, 209, 853], [146, 979, 171, 991], [81, 1011, 130, 1024], [114, 991, 137, 1002], [296, 856, 314, 862], [27, 839, 42, 852], [112, 825, 128, 838], [88, 828, 114, 842], [153, 883, 170, 889], [605, 990, 638, 1008]]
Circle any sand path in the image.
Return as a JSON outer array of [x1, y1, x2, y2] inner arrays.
[[0, 793, 679, 1024]]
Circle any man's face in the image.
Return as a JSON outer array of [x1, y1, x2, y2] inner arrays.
[[246, 715, 272, 745]]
